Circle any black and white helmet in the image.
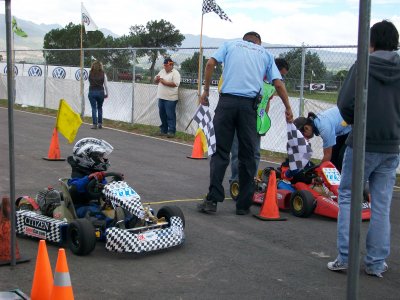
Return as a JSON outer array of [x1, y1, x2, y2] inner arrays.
[[72, 138, 113, 171]]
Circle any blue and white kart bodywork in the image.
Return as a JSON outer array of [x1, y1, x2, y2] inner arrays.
[[15, 177, 185, 255], [102, 181, 185, 253]]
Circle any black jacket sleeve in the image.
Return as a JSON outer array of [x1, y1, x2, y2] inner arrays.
[[337, 64, 357, 125]]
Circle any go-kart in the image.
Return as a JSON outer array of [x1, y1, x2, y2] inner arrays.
[[15, 172, 185, 255], [230, 161, 371, 220]]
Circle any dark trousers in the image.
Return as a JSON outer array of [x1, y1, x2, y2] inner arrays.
[[158, 99, 178, 134], [88, 90, 105, 125], [208, 94, 258, 210], [331, 133, 349, 172]]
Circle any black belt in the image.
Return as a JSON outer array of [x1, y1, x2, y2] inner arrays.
[[220, 93, 256, 100]]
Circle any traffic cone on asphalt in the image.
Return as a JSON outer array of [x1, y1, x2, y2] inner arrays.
[[254, 170, 287, 221], [43, 128, 65, 161], [187, 132, 207, 159], [0, 196, 29, 266], [31, 240, 53, 300], [50, 248, 74, 300]]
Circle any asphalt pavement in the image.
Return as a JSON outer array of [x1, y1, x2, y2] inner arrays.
[[0, 108, 399, 300]]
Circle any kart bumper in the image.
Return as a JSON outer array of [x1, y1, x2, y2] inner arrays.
[[105, 217, 185, 253]]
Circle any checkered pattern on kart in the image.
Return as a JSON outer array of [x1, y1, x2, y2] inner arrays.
[[103, 181, 146, 219], [287, 122, 313, 171], [16, 210, 67, 243], [105, 217, 185, 253]]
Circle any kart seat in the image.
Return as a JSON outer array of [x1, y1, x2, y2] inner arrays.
[[58, 178, 78, 220]]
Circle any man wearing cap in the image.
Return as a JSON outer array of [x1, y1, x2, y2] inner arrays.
[[154, 58, 181, 138], [293, 106, 351, 172], [197, 31, 293, 215]]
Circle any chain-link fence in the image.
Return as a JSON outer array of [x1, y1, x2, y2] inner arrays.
[[0, 45, 374, 161]]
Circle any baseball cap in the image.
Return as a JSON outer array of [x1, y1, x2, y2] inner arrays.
[[293, 117, 308, 132], [243, 31, 261, 42], [163, 58, 174, 65]]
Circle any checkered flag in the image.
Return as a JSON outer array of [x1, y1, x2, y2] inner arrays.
[[287, 123, 313, 171], [202, 0, 232, 22], [192, 105, 216, 155]]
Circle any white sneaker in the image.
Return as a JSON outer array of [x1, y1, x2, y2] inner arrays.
[[365, 262, 388, 278], [327, 259, 348, 271]]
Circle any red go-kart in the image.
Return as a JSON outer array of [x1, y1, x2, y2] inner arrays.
[[230, 161, 371, 220]]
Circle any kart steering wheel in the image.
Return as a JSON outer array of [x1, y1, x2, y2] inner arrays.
[[87, 172, 124, 199], [301, 164, 320, 178]]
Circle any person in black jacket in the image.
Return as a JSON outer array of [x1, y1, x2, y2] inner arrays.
[[88, 60, 108, 129], [327, 20, 400, 278]]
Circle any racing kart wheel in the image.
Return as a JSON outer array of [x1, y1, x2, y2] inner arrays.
[[87, 172, 124, 199], [229, 180, 240, 202]]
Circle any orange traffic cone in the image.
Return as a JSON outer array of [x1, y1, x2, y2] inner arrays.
[[50, 248, 74, 300], [254, 170, 287, 221], [31, 240, 53, 300], [43, 128, 65, 161], [187, 133, 207, 159], [0, 197, 29, 266]]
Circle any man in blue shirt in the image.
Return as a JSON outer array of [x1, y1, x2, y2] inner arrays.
[[294, 106, 351, 171], [197, 31, 293, 215]]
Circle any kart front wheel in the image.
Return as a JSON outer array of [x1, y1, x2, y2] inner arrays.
[[230, 180, 239, 202], [290, 190, 316, 218], [157, 206, 185, 228], [67, 218, 96, 256]]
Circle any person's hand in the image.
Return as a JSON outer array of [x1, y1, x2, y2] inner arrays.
[[200, 91, 210, 106], [88, 171, 106, 182], [113, 173, 124, 181], [285, 107, 293, 123], [104, 94, 108, 99]]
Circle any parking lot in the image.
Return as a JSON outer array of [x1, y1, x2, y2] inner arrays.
[[1, 108, 399, 299]]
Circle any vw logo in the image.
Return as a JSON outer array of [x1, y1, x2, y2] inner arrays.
[[75, 69, 88, 81], [82, 13, 90, 26], [52, 67, 66, 79], [3, 65, 18, 76], [28, 65, 43, 77]]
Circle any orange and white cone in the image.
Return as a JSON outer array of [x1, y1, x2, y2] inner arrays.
[[31, 240, 53, 300], [254, 170, 287, 221], [50, 248, 74, 300]]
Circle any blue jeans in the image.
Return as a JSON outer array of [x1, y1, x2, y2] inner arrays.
[[230, 131, 261, 183], [88, 90, 105, 125], [336, 146, 399, 273], [158, 99, 178, 134]]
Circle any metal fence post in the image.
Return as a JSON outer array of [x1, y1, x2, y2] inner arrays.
[[131, 49, 136, 124], [43, 59, 47, 108], [299, 45, 306, 116], [81, 49, 85, 117]]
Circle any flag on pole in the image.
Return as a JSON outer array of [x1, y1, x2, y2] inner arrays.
[[202, 0, 232, 22], [286, 123, 313, 171], [12, 17, 28, 38], [192, 105, 216, 156], [56, 99, 83, 143], [81, 3, 98, 32]]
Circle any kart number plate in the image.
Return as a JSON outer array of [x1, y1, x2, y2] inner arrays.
[[111, 186, 139, 198], [137, 231, 158, 242], [322, 168, 341, 185]]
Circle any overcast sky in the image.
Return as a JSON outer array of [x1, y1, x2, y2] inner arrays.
[[10, 0, 400, 46]]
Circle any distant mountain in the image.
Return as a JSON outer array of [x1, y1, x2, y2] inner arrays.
[[0, 14, 119, 50], [0, 15, 355, 70]]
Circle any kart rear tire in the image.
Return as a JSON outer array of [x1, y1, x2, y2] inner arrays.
[[230, 180, 240, 202], [157, 206, 185, 228], [67, 218, 96, 256], [290, 190, 316, 218]]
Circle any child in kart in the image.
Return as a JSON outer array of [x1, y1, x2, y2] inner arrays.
[[67, 137, 122, 218]]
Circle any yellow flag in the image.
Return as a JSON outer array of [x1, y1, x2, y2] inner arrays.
[[195, 128, 208, 153], [56, 99, 82, 143]]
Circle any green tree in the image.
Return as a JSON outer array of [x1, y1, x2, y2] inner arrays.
[[43, 23, 107, 66], [333, 69, 348, 82], [279, 48, 327, 87], [126, 19, 185, 79]]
